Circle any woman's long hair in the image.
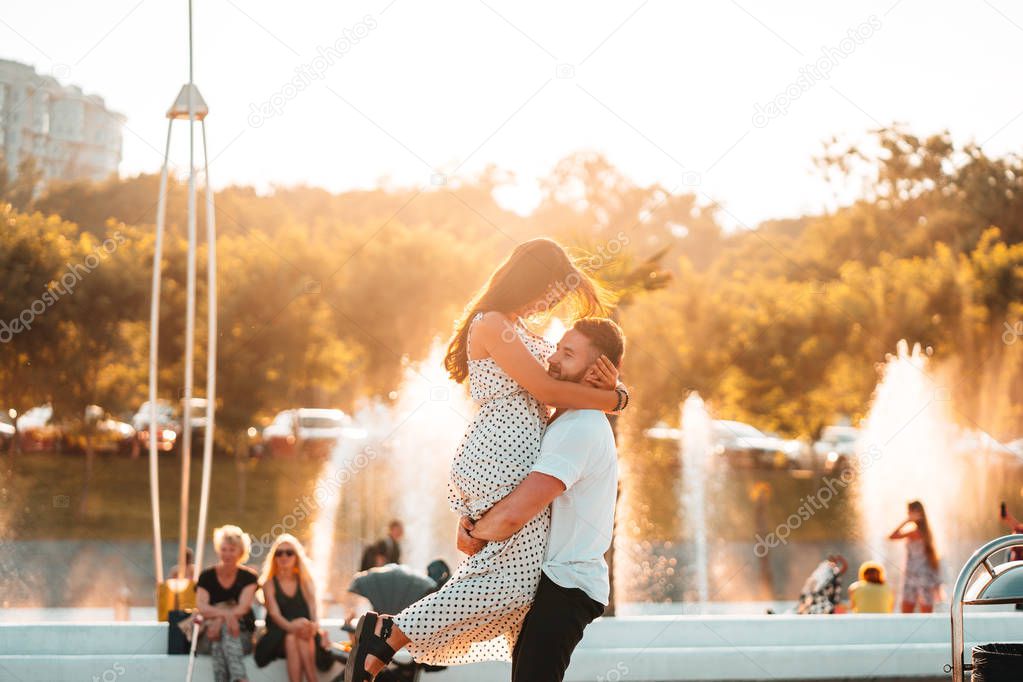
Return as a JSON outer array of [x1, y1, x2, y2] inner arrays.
[[444, 238, 611, 383], [258, 533, 316, 605], [908, 500, 939, 570]]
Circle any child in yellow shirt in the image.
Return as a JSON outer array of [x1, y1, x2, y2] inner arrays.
[[849, 561, 894, 613]]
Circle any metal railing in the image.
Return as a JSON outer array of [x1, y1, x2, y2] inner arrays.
[[948, 534, 1023, 680]]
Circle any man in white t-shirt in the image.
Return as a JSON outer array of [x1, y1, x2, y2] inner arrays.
[[459, 317, 624, 682]]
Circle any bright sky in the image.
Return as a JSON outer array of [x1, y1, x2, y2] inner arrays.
[[2, 0, 1021, 227]]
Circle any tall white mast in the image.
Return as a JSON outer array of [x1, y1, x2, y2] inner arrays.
[[147, 0, 217, 607]]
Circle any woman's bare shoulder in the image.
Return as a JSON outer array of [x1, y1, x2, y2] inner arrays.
[[473, 312, 512, 339]]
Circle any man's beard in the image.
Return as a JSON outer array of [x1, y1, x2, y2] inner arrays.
[[548, 364, 586, 383]]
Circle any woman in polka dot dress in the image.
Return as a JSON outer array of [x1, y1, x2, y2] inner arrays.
[[345, 238, 626, 681]]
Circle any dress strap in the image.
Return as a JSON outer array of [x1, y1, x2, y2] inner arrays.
[[466, 311, 485, 350]]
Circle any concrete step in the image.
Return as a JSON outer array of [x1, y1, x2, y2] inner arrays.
[[2, 614, 1019, 681], [1, 613, 1015, 656], [0, 643, 955, 681], [0, 654, 342, 682]]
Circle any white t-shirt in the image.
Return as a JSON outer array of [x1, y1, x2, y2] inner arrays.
[[531, 409, 618, 605]]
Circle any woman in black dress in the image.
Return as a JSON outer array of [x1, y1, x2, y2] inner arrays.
[[254, 534, 327, 681], [195, 525, 259, 682]]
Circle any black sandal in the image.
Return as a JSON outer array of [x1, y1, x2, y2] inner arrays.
[[344, 612, 396, 682]]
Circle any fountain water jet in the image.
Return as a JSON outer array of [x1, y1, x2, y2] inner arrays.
[[857, 340, 961, 577], [308, 436, 362, 610], [681, 392, 713, 607], [370, 342, 474, 571]]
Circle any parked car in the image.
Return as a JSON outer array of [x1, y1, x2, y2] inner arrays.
[[180, 397, 209, 452], [64, 405, 136, 454], [262, 409, 297, 456], [712, 420, 800, 469], [765, 431, 812, 469], [243, 426, 266, 458], [17, 405, 61, 452], [263, 408, 350, 457], [813, 425, 859, 472], [132, 400, 180, 453]]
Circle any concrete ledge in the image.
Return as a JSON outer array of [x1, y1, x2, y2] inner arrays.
[[2, 613, 1019, 681], [0, 645, 953, 682], [1, 612, 1014, 654], [0, 654, 343, 682]]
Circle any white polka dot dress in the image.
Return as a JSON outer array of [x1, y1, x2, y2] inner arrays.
[[393, 313, 555, 665]]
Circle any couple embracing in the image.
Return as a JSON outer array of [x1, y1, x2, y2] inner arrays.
[[346, 238, 628, 682]]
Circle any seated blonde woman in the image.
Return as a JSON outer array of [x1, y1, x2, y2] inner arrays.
[[254, 534, 331, 681], [195, 525, 258, 682]]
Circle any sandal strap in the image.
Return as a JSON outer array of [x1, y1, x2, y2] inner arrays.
[[365, 636, 396, 663], [366, 615, 396, 662]]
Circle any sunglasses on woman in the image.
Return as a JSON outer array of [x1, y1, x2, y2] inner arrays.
[[274, 548, 295, 558]]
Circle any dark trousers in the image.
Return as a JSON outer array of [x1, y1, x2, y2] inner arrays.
[[511, 572, 605, 682]]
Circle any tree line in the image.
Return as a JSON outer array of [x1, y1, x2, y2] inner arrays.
[[2, 125, 1022, 454]]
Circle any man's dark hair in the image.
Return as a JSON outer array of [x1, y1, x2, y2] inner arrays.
[[572, 317, 625, 367]]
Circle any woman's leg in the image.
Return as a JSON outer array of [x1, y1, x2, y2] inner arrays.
[[220, 628, 249, 682], [283, 632, 302, 682], [918, 587, 935, 614], [209, 624, 229, 682], [297, 634, 318, 682]]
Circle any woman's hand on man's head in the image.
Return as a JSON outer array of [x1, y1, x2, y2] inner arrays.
[[583, 355, 618, 389]]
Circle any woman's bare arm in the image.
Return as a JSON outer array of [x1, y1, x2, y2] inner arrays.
[[196, 586, 233, 619], [231, 583, 257, 618], [889, 520, 916, 540], [473, 313, 619, 410], [303, 579, 318, 623], [261, 580, 293, 630]]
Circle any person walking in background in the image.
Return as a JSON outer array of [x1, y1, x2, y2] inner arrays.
[[889, 500, 941, 613], [379, 520, 403, 565], [254, 534, 330, 681], [848, 561, 894, 613], [195, 525, 258, 682], [359, 520, 404, 571]]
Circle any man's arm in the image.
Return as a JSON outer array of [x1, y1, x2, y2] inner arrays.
[[469, 472, 566, 542]]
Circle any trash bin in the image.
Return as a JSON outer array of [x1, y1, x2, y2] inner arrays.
[[972, 643, 1023, 682]]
